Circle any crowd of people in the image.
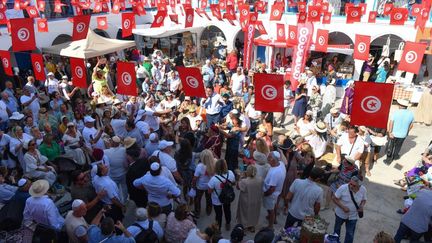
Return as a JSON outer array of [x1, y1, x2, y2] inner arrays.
[[0, 45, 429, 243]]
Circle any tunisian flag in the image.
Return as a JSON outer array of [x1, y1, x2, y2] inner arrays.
[[287, 25, 298, 46], [368, 11, 377, 23], [122, 12, 135, 38], [351, 82, 394, 129], [270, 3, 284, 21], [276, 23, 285, 42], [10, 18, 36, 52], [37, 18, 48, 32], [398, 41, 427, 74], [315, 29, 328, 52], [256, 21, 267, 35], [322, 12, 331, 24], [97, 16, 108, 30], [243, 24, 255, 70], [0, 51, 13, 76], [353, 34, 370, 61], [31, 54, 46, 81], [390, 8, 408, 25], [176, 66, 206, 98], [151, 11, 167, 28], [307, 5, 321, 22], [117, 61, 137, 96], [72, 15, 91, 41], [210, 4, 222, 20], [70, 58, 87, 88], [185, 7, 194, 28], [346, 6, 362, 23], [254, 73, 284, 112]]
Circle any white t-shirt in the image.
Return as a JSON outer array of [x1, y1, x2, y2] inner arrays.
[[160, 99, 180, 110], [334, 184, 367, 220], [187, 115, 202, 131], [184, 228, 207, 243], [0, 101, 8, 122], [245, 105, 261, 120], [45, 78, 60, 94], [263, 162, 286, 198], [288, 178, 323, 220], [194, 163, 211, 190], [297, 118, 315, 140], [144, 107, 160, 131], [231, 73, 246, 96], [136, 120, 150, 137], [20, 94, 40, 116], [284, 87, 294, 108], [103, 146, 127, 179], [208, 171, 235, 205], [152, 150, 177, 173], [308, 134, 327, 158], [168, 77, 181, 92], [110, 119, 127, 138], [337, 134, 365, 159], [82, 127, 105, 150]]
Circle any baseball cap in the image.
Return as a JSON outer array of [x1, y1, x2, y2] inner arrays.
[[84, 116, 95, 123], [158, 140, 174, 150]]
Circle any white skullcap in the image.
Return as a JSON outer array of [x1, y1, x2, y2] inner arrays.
[[231, 109, 239, 115], [150, 162, 160, 171], [72, 199, 85, 209], [149, 133, 157, 142], [136, 208, 148, 221], [17, 178, 27, 187], [112, 136, 121, 143], [272, 151, 280, 160]]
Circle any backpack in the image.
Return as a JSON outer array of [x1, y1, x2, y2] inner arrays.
[[215, 174, 235, 204], [133, 220, 159, 243]]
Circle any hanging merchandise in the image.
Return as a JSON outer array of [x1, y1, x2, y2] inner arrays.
[[382, 36, 391, 57], [394, 42, 405, 62]]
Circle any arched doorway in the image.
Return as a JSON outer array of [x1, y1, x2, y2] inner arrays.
[[200, 25, 226, 59], [94, 29, 110, 38], [234, 29, 261, 63], [52, 34, 72, 46], [328, 31, 353, 45], [371, 34, 404, 57]]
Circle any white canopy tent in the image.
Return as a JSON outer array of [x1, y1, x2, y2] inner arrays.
[[42, 30, 136, 59], [132, 24, 204, 38]]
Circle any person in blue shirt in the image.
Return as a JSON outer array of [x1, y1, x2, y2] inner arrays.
[[87, 210, 135, 243], [220, 93, 234, 119], [384, 99, 414, 165]]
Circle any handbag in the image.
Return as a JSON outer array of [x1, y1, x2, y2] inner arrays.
[[381, 36, 391, 57], [394, 42, 405, 62], [349, 189, 364, 218]]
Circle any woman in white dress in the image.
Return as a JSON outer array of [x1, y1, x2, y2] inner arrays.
[[23, 139, 56, 185], [62, 122, 89, 165], [9, 126, 33, 169]]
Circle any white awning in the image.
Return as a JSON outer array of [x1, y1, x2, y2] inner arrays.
[[133, 24, 205, 38], [310, 44, 354, 55], [42, 29, 136, 59]]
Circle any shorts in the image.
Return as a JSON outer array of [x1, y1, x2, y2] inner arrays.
[[263, 195, 278, 210]]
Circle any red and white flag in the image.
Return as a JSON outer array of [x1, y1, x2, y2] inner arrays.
[[315, 29, 328, 52], [322, 11, 331, 24], [411, 4, 422, 17], [54, 0, 64, 13], [72, 15, 90, 41], [116, 61, 137, 96], [239, 3, 250, 31], [351, 82, 394, 129], [210, 4, 222, 20], [368, 11, 377, 23], [169, 14, 179, 24], [307, 5, 321, 22], [415, 7, 430, 30], [122, 12, 135, 38], [0, 51, 13, 76], [224, 4, 236, 20], [276, 23, 285, 42], [255, 0, 267, 13], [10, 18, 36, 52], [185, 7, 194, 28], [390, 8, 408, 25], [218, 0, 226, 10], [270, 3, 284, 21], [26, 6, 40, 18], [112, 1, 121, 14], [31, 53, 46, 81], [37, 0, 45, 11], [321, 2, 329, 12], [243, 24, 255, 70], [398, 41, 427, 74], [353, 34, 371, 61], [0, 11, 6, 25], [346, 6, 362, 23], [93, 2, 102, 13], [134, 2, 146, 16], [358, 3, 367, 15], [290, 23, 314, 89], [383, 3, 393, 15], [256, 20, 267, 35], [70, 58, 87, 88], [287, 25, 298, 46], [151, 11, 167, 28], [297, 12, 307, 23], [37, 18, 48, 32], [297, 2, 306, 12], [97, 16, 108, 30], [176, 66, 206, 98], [254, 73, 284, 112]]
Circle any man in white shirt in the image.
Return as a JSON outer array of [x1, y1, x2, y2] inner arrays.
[[135, 109, 151, 143], [263, 151, 286, 229], [332, 176, 367, 243], [20, 87, 40, 123], [151, 140, 183, 184], [336, 125, 364, 164], [145, 133, 159, 156], [104, 136, 128, 202], [0, 98, 9, 131], [230, 67, 246, 96], [305, 70, 317, 97], [274, 80, 294, 127], [45, 72, 60, 95], [143, 97, 172, 133], [186, 107, 203, 131], [202, 86, 224, 128], [65, 199, 89, 243], [285, 167, 324, 228], [82, 116, 105, 150]]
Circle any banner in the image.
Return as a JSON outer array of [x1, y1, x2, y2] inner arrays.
[[353, 34, 370, 61], [254, 73, 284, 112], [346, 6, 362, 23], [315, 29, 328, 52], [70, 58, 87, 88], [37, 18, 48, 32], [390, 8, 408, 25], [256, 21, 267, 35], [289, 23, 314, 90], [26, 6, 40, 18], [151, 10, 167, 28], [322, 12, 331, 24], [122, 12, 135, 37], [243, 23, 255, 70], [185, 7, 194, 28], [368, 11, 377, 23], [270, 3, 284, 21], [351, 82, 394, 129], [398, 41, 427, 74], [276, 23, 285, 42], [116, 61, 137, 96], [0, 51, 13, 76], [176, 66, 206, 98], [97, 16, 108, 30], [10, 18, 36, 52], [287, 25, 298, 46], [72, 15, 91, 41], [31, 54, 46, 81], [239, 4, 250, 31], [307, 5, 321, 22], [210, 4, 222, 20]]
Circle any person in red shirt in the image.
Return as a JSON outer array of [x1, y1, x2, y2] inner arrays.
[[226, 49, 238, 74]]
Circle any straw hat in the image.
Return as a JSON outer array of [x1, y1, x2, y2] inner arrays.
[[124, 137, 137, 149], [29, 179, 50, 197], [9, 112, 24, 120], [314, 121, 327, 133], [397, 99, 409, 107]]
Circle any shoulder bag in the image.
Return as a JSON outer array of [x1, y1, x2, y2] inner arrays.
[[349, 189, 364, 218]]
